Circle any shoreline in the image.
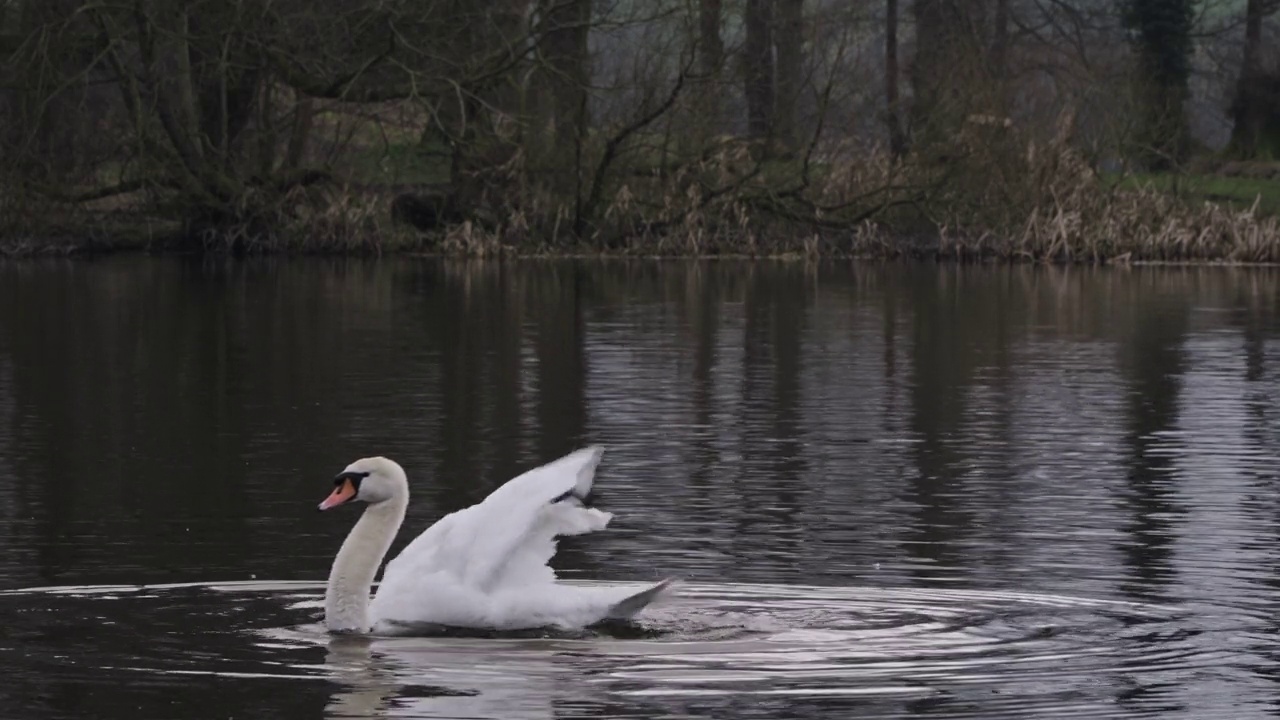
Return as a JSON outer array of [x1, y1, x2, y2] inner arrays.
[[7, 239, 1280, 267], [5, 158, 1277, 267]]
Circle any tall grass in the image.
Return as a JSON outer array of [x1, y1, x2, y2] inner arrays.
[[3, 112, 1278, 263]]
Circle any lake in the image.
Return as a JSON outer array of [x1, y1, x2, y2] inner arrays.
[[0, 257, 1277, 719]]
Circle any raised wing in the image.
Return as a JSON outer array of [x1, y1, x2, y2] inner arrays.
[[379, 446, 612, 594]]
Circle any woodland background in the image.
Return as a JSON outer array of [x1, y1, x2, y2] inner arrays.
[[0, 0, 1277, 259]]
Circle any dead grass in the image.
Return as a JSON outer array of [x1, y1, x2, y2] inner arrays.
[[1109, 170, 1280, 217], [1011, 180, 1280, 263], [4, 109, 1280, 263], [863, 112, 1280, 264], [268, 184, 425, 254], [935, 127, 1280, 262]]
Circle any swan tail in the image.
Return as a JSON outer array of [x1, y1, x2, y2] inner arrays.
[[604, 577, 679, 619]]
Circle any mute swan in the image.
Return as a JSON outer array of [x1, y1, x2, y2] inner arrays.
[[317, 446, 675, 634]]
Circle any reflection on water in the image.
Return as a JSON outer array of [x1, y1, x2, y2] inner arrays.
[[0, 580, 1218, 719], [1, 258, 1280, 718]]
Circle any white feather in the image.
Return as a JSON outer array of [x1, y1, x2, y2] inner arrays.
[[320, 446, 674, 634]]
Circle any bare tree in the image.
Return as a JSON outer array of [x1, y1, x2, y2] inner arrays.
[[1230, 0, 1280, 157], [910, 0, 990, 145], [774, 0, 805, 151], [1122, 0, 1195, 168], [743, 0, 775, 142], [885, 0, 906, 157], [696, 0, 725, 140], [537, 0, 592, 160], [0, 0, 1271, 257], [992, 0, 1010, 84]]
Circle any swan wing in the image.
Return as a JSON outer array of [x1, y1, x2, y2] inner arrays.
[[368, 446, 677, 630], [378, 446, 611, 594]]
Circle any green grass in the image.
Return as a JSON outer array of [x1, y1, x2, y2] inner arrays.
[[1108, 171, 1280, 217]]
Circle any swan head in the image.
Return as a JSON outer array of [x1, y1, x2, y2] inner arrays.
[[318, 456, 408, 511]]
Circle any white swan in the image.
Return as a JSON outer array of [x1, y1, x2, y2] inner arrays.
[[317, 446, 675, 634]]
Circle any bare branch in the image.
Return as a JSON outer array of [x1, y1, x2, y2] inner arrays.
[[578, 53, 695, 236]]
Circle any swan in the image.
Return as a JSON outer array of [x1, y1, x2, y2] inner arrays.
[[316, 445, 675, 634]]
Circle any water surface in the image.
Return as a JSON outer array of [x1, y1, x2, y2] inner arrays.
[[0, 258, 1278, 718]]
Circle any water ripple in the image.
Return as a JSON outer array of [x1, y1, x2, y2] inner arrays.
[[0, 579, 1244, 719]]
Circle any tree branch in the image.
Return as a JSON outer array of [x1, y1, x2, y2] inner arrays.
[[577, 55, 694, 236]]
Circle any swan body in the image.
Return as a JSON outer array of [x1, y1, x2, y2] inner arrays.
[[318, 446, 674, 634]]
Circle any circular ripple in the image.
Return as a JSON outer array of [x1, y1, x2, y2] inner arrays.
[[0, 580, 1232, 719]]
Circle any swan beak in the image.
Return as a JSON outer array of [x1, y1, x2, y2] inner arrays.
[[319, 479, 358, 511]]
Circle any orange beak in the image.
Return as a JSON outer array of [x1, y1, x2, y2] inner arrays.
[[319, 478, 358, 511]]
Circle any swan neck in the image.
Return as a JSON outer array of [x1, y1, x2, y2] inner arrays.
[[324, 497, 406, 633]]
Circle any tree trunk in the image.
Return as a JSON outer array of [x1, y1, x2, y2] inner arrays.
[[1122, 0, 1195, 169], [538, 0, 592, 157], [910, 0, 987, 145], [743, 0, 775, 142], [1230, 0, 1280, 158], [988, 0, 1008, 110], [696, 0, 724, 142], [774, 0, 804, 151], [885, 0, 906, 157], [188, 6, 262, 165], [284, 97, 314, 170], [13, 0, 90, 182], [448, 0, 531, 214]]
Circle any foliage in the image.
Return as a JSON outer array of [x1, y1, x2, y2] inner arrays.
[[1121, 0, 1195, 88], [0, 0, 1275, 262], [1120, 0, 1196, 168]]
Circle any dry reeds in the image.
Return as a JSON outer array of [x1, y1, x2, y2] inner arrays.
[[3, 113, 1277, 263], [897, 111, 1280, 264]]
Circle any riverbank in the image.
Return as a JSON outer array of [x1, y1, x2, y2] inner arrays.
[[5, 159, 1278, 264]]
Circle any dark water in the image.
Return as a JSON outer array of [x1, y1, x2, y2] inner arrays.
[[1, 258, 1279, 719]]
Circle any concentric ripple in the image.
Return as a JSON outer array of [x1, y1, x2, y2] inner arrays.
[[0, 579, 1240, 719]]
